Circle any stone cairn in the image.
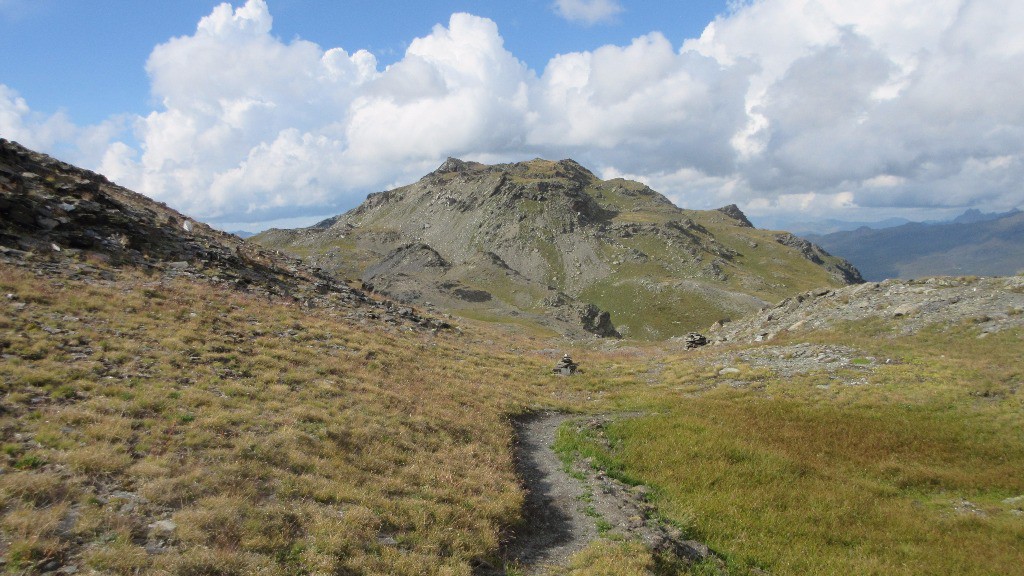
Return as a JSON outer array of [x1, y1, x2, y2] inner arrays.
[[552, 353, 579, 375], [684, 332, 708, 349]]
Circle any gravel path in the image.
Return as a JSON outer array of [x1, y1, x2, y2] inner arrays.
[[480, 412, 711, 575], [503, 413, 596, 572]]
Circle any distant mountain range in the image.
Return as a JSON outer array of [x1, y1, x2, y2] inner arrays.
[[804, 209, 1024, 281], [255, 157, 862, 339], [781, 217, 913, 236]]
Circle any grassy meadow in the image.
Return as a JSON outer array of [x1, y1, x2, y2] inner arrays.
[[2, 258, 1023, 574], [556, 322, 1024, 575]]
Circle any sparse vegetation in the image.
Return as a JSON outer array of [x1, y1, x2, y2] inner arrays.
[[4, 259, 1023, 574]]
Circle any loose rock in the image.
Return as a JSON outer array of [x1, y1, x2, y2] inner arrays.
[[552, 353, 579, 375], [683, 332, 708, 349]]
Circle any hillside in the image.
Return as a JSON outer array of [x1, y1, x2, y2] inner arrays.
[[804, 209, 1024, 280], [255, 158, 861, 339], [0, 138, 546, 573], [0, 138, 445, 332], [2, 140, 1023, 575]]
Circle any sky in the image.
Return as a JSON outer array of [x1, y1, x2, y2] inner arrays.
[[1, 0, 1022, 232]]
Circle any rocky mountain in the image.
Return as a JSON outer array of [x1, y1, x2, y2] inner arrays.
[[255, 157, 862, 339], [0, 138, 446, 331], [804, 209, 1024, 280]]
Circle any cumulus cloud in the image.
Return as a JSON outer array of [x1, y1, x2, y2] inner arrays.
[[97, 1, 539, 223], [682, 0, 1024, 223], [552, 0, 624, 25], [102, 0, 380, 221], [529, 33, 751, 177], [7, 0, 1024, 228], [0, 84, 126, 168], [1, 85, 75, 149]]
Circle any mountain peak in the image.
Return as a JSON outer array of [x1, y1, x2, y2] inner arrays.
[[716, 204, 754, 228], [432, 156, 599, 182], [433, 157, 485, 175], [255, 157, 861, 339], [952, 207, 1021, 225]]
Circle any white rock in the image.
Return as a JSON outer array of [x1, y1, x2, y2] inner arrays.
[[149, 519, 177, 534]]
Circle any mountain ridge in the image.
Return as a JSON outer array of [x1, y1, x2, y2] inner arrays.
[[255, 156, 862, 339], [0, 137, 448, 333]]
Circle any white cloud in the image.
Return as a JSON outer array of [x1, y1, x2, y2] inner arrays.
[[552, 0, 624, 25], [528, 33, 751, 175], [101, 0, 383, 221], [1, 84, 75, 150], [91, 3, 541, 223], [7, 0, 1024, 229], [0, 84, 126, 169], [680, 0, 1024, 224]]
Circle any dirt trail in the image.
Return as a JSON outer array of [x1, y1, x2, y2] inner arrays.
[[480, 412, 711, 575], [503, 413, 596, 571]]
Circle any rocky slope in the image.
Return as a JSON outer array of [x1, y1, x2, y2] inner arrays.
[[0, 138, 446, 332], [256, 158, 861, 339], [710, 274, 1024, 344]]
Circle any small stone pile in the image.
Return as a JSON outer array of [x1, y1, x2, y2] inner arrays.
[[684, 332, 708, 349], [552, 353, 579, 375]]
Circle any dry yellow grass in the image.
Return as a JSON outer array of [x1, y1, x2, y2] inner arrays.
[[4, 258, 1023, 575], [0, 263, 571, 573]]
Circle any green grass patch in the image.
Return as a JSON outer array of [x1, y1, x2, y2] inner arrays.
[[578, 325, 1024, 575]]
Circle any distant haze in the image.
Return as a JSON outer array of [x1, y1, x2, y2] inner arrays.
[[805, 210, 1024, 280]]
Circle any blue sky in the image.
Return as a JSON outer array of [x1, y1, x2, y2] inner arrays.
[[0, 1, 726, 125], [2, 1, 1022, 232]]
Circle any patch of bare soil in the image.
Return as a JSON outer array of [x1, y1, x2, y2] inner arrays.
[[479, 413, 711, 575]]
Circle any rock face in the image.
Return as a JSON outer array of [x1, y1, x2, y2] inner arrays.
[[255, 158, 862, 339], [683, 332, 708, 349], [716, 204, 754, 228], [774, 233, 864, 284], [0, 138, 449, 333], [710, 275, 1024, 344]]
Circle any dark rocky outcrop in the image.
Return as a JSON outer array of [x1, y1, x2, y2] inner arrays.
[[576, 303, 620, 338], [716, 204, 754, 228], [775, 233, 863, 284], [453, 287, 493, 302], [683, 332, 708, 349]]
